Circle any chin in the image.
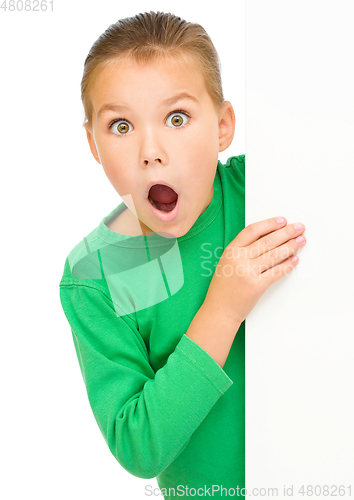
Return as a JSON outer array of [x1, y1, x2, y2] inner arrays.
[[148, 221, 190, 239]]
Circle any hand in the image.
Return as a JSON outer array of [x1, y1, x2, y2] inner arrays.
[[204, 217, 306, 324]]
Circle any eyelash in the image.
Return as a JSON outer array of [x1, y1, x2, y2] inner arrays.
[[108, 109, 191, 132]]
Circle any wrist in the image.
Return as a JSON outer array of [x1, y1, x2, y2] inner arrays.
[[202, 295, 243, 331]]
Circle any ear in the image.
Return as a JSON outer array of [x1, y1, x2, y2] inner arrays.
[[218, 101, 236, 152], [84, 124, 101, 164]]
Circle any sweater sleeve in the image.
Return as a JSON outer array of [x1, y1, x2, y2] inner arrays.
[[59, 281, 233, 479]]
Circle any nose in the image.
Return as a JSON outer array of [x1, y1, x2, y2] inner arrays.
[[139, 127, 167, 166]]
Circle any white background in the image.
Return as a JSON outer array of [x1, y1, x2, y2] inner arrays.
[[246, 0, 354, 497], [0, 1, 245, 499], [3, 1, 354, 499]]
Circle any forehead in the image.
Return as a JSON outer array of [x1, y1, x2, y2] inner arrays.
[[89, 53, 210, 110]]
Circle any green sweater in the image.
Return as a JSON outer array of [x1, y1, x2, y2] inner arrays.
[[59, 155, 245, 498]]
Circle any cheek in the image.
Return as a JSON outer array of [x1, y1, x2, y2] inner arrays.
[[178, 135, 218, 188], [192, 118, 219, 151], [176, 120, 218, 157], [188, 123, 219, 171], [95, 142, 127, 188], [98, 138, 132, 172]]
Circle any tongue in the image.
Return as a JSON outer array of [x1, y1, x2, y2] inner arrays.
[[148, 184, 178, 213], [149, 184, 178, 204]]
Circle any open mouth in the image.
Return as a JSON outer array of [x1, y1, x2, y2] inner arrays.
[[148, 184, 178, 212], [148, 196, 178, 212]]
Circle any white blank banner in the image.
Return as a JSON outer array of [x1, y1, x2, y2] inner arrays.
[[246, 0, 354, 497]]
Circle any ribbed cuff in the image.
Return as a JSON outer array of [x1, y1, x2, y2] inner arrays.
[[176, 334, 233, 394]]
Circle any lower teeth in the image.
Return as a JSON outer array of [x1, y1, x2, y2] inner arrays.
[[149, 196, 177, 212]]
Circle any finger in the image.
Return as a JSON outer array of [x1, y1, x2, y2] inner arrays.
[[260, 254, 300, 285], [249, 222, 306, 259], [255, 235, 306, 272], [235, 217, 288, 248]]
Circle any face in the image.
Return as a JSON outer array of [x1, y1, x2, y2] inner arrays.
[[85, 54, 235, 238]]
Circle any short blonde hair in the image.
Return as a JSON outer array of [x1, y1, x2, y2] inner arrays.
[[81, 11, 224, 129]]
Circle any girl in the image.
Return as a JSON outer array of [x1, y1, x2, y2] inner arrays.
[[59, 11, 306, 498]]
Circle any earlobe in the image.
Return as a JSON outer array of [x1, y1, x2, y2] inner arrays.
[[85, 125, 101, 164], [218, 101, 236, 152]]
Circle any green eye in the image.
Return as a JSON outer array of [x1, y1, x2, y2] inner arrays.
[[111, 120, 132, 135], [166, 111, 189, 128]]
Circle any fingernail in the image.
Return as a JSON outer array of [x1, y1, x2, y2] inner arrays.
[[294, 223, 303, 231]]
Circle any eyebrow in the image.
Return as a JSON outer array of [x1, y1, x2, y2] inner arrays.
[[97, 92, 199, 120], [161, 92, 199, 107]]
